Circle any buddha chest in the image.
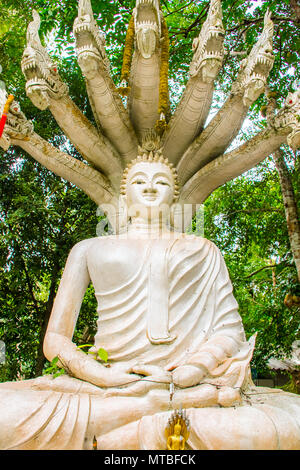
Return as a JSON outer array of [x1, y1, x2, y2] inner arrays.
[[86, 237, 151, 293]]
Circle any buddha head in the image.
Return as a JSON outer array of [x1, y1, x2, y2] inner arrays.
[[119, 150, 180, 228]]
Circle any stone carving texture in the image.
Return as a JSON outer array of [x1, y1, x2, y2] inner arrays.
[[0, 0, 300, 451], [162, 0, 225, 164]]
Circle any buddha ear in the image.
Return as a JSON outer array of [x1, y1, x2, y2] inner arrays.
[[117, 194, 129, 234], [170, 202, 186, 234], [169, 202, 179, 232], [119, 192, 127, 205]]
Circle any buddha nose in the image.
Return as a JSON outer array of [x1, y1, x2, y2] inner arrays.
[[144, 182, 157, 193]]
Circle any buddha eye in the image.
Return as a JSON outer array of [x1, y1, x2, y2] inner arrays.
[[156, 180, 170, 186], [132, 179, 145, 185]]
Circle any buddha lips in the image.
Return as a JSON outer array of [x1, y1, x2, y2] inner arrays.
[[0, 95, 14, 138]]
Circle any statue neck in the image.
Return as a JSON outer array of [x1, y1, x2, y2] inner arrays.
[[127, 216, 171, 236]]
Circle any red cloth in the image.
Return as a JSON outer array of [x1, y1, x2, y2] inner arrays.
[[0, 113, 7, 138]]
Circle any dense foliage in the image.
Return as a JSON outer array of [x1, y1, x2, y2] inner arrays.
[[0, 0, 299, 380]]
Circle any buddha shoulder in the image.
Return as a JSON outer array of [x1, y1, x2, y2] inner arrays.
[[70, 236, 146, 270], [177, 234, 219, 252], [69, 235, 120, 254], [67, 235, 220, 263]]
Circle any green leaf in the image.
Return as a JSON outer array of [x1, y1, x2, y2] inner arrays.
[[97, 348, 108, 363], [51, 356, 59, 365], [53, 368, 65, 378]]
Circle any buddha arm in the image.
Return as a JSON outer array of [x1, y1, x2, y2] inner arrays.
[[43, 240, 138, 388], [43, 240, 101, 383], [173, 336, 242, 388], [173, 337, 242, 388]]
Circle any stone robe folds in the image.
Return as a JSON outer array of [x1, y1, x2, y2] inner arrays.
[[0, 235, 300, 450], [91, 236, 253, 388]]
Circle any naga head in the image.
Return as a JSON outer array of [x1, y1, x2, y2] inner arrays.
[[133, 0, 162, 59], [189, 0, 225, 83], [73, 0, 109, 79], [0, 88, 33, 150], [234, 10, 274, 106], [21, 10, 68, 110], [274, 89, 300, 150]]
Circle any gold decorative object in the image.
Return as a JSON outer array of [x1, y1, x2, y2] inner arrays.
[[119, 14, 135, 96], [158, 17, 169, 110], [165, 408, 190, 450]]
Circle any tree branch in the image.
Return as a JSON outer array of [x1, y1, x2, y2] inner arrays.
[[168, 3, 209, 38], [243, 262, 292, 279], [227, 15, 300, 33], [161, 0, 171, 14], [183, 5, 209, 38], [226, 207, 284, 216], [165, 0, 194, 17]]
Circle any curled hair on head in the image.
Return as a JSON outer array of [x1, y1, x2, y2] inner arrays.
[[120, 149, 180, 202]]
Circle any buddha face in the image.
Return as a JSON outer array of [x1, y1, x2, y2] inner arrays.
[[174, 424, 181, 436], [125, 161, 175, 209]]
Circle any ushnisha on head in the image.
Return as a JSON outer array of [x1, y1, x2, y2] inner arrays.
[[120, 149, 180, 209]]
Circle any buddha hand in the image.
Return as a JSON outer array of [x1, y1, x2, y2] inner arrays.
[[130, 364, 172, 384], [172, 365, 206, 388]]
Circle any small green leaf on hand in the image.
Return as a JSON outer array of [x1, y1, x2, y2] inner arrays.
[[97, 348, 108, 362]]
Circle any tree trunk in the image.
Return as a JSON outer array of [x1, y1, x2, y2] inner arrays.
[[273, 148, 300, 282]]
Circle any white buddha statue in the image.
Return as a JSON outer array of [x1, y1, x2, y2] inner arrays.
[[0, 151, 300, 450]]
